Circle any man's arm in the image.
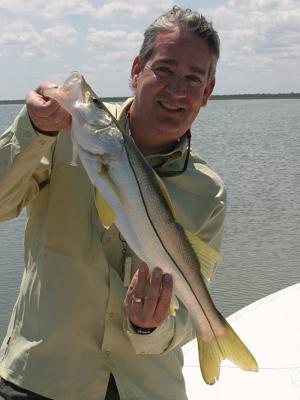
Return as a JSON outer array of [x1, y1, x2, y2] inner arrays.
[[0, 83, 71, 221]]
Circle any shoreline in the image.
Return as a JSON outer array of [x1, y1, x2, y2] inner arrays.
[[1, 93, 300, 105]]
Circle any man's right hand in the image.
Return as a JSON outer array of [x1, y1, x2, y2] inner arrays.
[[26, 82, 71, 134]]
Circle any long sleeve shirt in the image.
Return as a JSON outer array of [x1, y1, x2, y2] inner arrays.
[[0, 98, 226, 400]]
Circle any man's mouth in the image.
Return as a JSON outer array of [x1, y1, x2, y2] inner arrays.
[[158, 101, 184, 113]]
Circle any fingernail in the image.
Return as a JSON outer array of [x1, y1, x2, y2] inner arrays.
[[164, 273, 171, 283], [154, 267, 162, 277]]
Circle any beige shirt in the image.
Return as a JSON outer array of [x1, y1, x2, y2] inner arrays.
[[0, 99, 226, 400]]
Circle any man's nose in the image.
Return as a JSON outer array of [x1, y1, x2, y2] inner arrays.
[[166, 76, 187, 98]]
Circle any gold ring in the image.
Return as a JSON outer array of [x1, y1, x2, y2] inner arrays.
[[132, 294, 144, 303]]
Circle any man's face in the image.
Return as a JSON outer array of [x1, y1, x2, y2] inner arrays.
[[130, 29, 215, 155]]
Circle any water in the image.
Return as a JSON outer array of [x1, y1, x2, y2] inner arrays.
[[0, 100, 299, 342]]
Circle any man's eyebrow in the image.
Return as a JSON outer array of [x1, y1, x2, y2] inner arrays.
[[154, 58, 207, 74], [189, 65, 207, 74]]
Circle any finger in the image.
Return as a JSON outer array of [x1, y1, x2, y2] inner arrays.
[[123, 263, 147, 310], [27, 82, 59, 111], [153, 273, 173, 326], [31, 105, 70, 130], [123, 269, 139, 312], [142, 267, 163, 320], [131, 262, 148, 299], [26, 84, 71, 132], [127, 263, 149, 325]]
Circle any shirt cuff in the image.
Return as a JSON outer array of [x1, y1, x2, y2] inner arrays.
[[123, 316, 175, 355], [10, 106, 57, 150]]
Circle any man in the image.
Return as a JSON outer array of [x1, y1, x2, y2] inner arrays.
[[0, 6, 226, 400]]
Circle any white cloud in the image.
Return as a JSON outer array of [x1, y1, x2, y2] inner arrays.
[[195, 0, 299, 92], [42, 24, 79, 46], [0, 0, 96, 19], [0, 19, 78, 59], [0, 0, 172, 19], [93, 0, 173, 18], [87, 28, 143, 62], [228, 0, 297, 12], [205, 0, 300, 73]]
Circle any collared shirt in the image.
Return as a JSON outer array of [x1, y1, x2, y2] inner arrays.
[[0, 98, 226, 400]]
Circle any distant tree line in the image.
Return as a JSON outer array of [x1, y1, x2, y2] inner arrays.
[[1, 93, 299, 105], [210, 93, 300, 100]]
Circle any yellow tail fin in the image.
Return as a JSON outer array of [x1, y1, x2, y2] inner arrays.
[[197, 317, 258, 384]]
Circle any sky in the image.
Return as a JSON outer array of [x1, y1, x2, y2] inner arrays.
[[0, 0, 299, 99]]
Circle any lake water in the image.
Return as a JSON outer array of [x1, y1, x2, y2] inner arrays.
[[0, 100, 299, 342]]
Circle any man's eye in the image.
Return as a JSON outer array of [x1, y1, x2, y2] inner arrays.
[[155, 67, 172, 76], [188, 75, 202, 85]]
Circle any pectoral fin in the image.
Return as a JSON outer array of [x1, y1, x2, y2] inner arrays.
[[95, 189, 116, 229], [168, 295, 179, 316], [184, 230, 221, 285]]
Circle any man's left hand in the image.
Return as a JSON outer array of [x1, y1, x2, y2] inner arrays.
[[123, 263, 173, 329]]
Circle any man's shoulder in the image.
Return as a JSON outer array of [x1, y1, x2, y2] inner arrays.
[[188, 150, 225, 194]]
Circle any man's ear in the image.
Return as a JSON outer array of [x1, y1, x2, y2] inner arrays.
[[131, 56, 141, 89], [201, 79, 215, 107]]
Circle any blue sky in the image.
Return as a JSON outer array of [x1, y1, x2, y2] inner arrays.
[[0, 0, 299, 99]]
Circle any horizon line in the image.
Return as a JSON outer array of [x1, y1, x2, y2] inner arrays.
[[1, 92, 300, 103]]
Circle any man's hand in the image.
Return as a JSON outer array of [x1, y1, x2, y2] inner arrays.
[[124, 263, 173, 329], [26, 82, 71, 134]]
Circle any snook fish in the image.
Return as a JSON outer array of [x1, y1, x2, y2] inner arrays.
[[44, 71, 258, 384]]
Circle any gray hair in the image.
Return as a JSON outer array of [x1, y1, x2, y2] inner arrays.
[[138, 5, 220, 82]]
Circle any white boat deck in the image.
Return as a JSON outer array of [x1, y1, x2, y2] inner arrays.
[[183, 283, 300, 399]]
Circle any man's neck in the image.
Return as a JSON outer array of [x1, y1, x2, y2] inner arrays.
[[128, 113, 179, 156]]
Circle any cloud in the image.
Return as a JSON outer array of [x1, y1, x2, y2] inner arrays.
[[0, 19, 78, 59], [0, 0, 173, 19], [203, 0, 300, 73], [93, 0, 173, 18], [42, 24, 79, 46], [0, 0, 96, 19], [87, 28, 143, 63]]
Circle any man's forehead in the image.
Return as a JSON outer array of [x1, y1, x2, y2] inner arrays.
[[155, 29, 207, 48], [152, 57, 207, 74], [149, 29, 212, 71]]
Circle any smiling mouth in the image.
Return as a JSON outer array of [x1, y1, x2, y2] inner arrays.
[[158, 101, 184, 113]]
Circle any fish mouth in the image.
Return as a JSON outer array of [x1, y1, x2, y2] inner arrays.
[[158, 101, 185, 113]]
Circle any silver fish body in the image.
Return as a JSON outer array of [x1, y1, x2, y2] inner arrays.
[[44, 71, 258, 384]]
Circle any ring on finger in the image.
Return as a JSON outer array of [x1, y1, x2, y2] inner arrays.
[[132, 293, 144, 304]]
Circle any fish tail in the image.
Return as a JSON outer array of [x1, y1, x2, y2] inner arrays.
[[197, 317, 258, 384]]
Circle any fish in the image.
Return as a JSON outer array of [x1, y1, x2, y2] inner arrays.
[[43, 71, 258, 384]]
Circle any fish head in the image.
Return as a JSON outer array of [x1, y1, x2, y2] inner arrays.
[[43, 71, 111, 128], [44, 71, 123, 160]]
